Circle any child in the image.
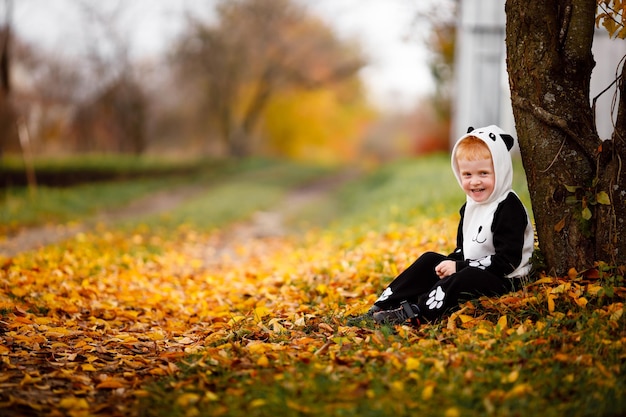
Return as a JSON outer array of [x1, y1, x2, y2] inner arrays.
[[355, 125, 534, 326]]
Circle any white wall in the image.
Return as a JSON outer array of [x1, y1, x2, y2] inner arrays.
[[452, 0, 626, 145]]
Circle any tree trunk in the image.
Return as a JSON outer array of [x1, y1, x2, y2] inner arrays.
[[596, 57, 626, 265], [505, 0, 626, 275], [0, 7, 16, 158]]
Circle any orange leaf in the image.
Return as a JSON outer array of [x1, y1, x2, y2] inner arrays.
[[583, 268, 600, 279], [96, 379, 127, 389], [554, 218, 566, 233]]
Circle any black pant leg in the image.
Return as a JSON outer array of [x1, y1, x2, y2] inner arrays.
[[416, 266, 510, 322], [373, 252, 446, 310]]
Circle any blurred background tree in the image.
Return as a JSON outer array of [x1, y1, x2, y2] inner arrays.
[[2, 0, 455, 162], [0, 0, 17, 157], [170, 0, 368, 159]]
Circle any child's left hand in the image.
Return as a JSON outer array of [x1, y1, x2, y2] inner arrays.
[[435, 260, 456, 278]]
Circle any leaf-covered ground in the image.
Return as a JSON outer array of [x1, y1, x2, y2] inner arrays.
[[1, 158, 625, 417]]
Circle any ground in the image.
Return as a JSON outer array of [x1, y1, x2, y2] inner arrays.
[[0, 169, 359, 258]]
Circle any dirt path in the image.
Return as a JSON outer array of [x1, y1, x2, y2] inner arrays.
[[0, 169, 359, 258]]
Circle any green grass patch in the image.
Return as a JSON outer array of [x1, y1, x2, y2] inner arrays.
[[297, 154, 531, 234], [0, 154, 213, 186], [138, 160, 337, 232], [0, 157, 336, 236]]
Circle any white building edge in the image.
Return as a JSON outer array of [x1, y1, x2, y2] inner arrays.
[[452, 0, 626, 145]]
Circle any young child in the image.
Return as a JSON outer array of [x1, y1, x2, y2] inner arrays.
[[356, 125, 534, 326]]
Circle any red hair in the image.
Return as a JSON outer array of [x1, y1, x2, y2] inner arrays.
[[455, 136, 492, 161]]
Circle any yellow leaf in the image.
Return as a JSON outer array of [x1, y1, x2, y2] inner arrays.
[[228, 315, 246, 325], [146, 332, 165, 341], [608, 305, 623, 322], [506, 383, 533, 398], [551, 283, 571, 294], [287, 400, 311, 413], [586, 284, 603, 295], [11, 287, 29, 298], [204, 391, 219, 402], [250, 399, 266, 407], [445, 407, 461, 417], [133, 390, 150, 397], [497, 315, 508, 330], [316, 284, 328, 295], [81, 364, 97, 372], [391, 381, 404, 392], [535, 277, 556, 285], [548, 295, 556, 313], [422, 384, 435, 400], [596, 191, 611, 205], [256, 355, 270, 367], [576, 297, 588, 307], [254, 306, 270, 320], [59, 397, 89, 410], [247, 342, 270, 354], [459, 314, 475, 324], [406, 357, 420, 371], [507, 370, 519, 383], [176, 393, 200, 407]]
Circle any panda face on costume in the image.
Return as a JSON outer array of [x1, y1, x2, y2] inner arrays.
[[452, 125, 516, 205]]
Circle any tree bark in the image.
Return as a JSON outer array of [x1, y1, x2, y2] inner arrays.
[[504, 0, 622, 275], [0, 3, 15, 157], [596, 56, 626, 265]]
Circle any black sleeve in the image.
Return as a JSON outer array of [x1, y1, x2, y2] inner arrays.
[[485, 193, 529, 277], [447, 203, 466, 261]]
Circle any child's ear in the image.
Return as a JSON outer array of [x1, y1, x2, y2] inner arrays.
[[501, 134, 515, 151]]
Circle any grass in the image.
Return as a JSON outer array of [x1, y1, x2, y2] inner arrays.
[[122, 158, 338, 232], [0, 154, 211, 186], [0, 157, 336, 237], [293, 154, 531, 235]]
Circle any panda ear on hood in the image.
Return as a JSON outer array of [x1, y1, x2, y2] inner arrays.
[[501, 134, 514, 151], [466, 126, 474, 133]]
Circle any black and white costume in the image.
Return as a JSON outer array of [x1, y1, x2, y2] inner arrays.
[[372, 125, 534, 323]]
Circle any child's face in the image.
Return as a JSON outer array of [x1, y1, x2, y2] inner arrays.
[[457, 158, 495, 203]]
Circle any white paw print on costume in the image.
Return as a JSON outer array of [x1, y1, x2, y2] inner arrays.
[[469, 256, 492, 270], [426, 287, 446, 310], [376, 287, 393, 303]]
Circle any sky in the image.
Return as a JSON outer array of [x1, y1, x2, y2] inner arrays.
[[12, 0, 436, 112]]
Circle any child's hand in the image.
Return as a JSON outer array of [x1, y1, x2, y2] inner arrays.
[[435, 260, 456, 278]]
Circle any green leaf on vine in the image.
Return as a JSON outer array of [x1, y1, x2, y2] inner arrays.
[[582, 207, 593, 220]]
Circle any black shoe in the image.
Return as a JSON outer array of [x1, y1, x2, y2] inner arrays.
[[346, 305, 382, 326], [373, 301, 420, 326]]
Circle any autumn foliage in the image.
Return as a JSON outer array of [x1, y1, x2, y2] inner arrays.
[[1, 158, 625, 416]]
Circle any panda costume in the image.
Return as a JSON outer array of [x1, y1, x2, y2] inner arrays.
[[366, 125, 534, 325]]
